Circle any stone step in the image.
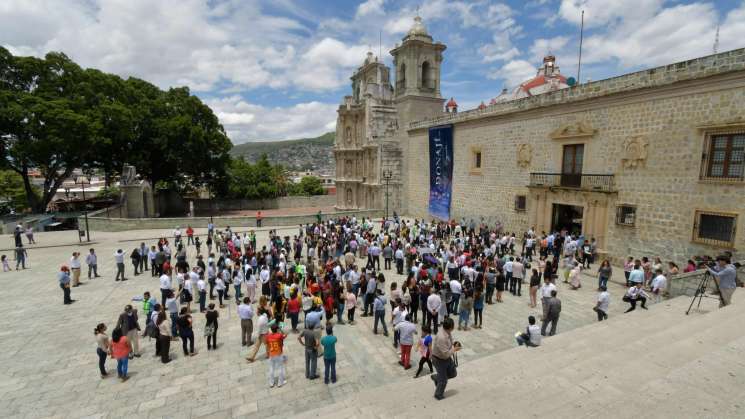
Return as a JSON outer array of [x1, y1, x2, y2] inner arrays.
[[298, 293, 745, 419]]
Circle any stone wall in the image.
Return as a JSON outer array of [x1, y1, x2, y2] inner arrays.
[[79, 209, 383, 232], [404, 49, 745, 266], [191, 195, 335, 214], [667, 261, 745, 298]]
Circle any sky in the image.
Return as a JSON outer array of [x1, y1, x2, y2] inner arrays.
[[2, 0, 745, 144]]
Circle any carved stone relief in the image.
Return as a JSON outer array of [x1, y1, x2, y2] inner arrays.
[[550, 121, 596, 140], [346, 188, 354, 205], [516, 144, 532, 168], [621, 135, 649, 169]]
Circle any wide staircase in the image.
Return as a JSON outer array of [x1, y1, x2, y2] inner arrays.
[[299, 292, 745, 418]]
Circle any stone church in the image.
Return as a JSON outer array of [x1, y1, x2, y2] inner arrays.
[[335, 15, 745, 264]]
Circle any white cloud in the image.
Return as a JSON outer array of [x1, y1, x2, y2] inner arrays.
[[488, 59, 537, 89], [295, 38, 371, 91], [558, 0, 665, 28], [479, 32, 521, 62], [530, 36, 570, 61], [206, 96, 337, 143], [356, 0, 386, 19]]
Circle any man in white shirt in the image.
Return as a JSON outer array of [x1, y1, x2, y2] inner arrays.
[[426, 292, 442, 334], [159, 270, 172, 305], [623, 283, 648, 312], [238, 297, 254, 346], [504, 257, 515, 294], [516, 315, 541, 347], [512, 258, 525, 296], [197, 276, 207, 312], [651, 269, 667, 303], [449, 279, 462, 314], [114, 249, 126, 281], [173, 226, 182, 244], [70, 252, 82, 287], [594, 286, 610, 321], [540, 276, 557, 319]]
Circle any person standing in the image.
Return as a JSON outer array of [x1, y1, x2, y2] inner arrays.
[[25, 225, 35, 244], [431, 317, 460, 400], [58, 266, 74, 305], [94, 323, 110, 378], [320, 325, 338, 384], [110, 328, 130, 382], [86, 248, 100, 279], [539, 276, 557, 320], [165, 290, 180, 338], [159, 269, 172, 306], [396, 314, 417, 370], [130, 248, 141, 276], [298, 324, 319, 380], [597, 260, 613, 290], [266, 323, 287, 388], [512, 257, 525, 297], [116, 305, 141, 358], [14, 245, 27, 270], [238, 297, 254, 346], [707, 254, 738, 307], [247, 307, 270, 362], [177, 307, 196, 357], [427, 290, 442, 334], [651, 269, 667, 303], [186, 226, 194, 246], [197, 275, 207, 313], [256, 211, 263, 228], [373, 290, 388, 336], [594, 286, 610, 321], [114, 249, 126, 281], [70, 252, 82, 287], [541, 290, 561, 336], [205, 303, 219, 350], [156, 311, 172, 363]]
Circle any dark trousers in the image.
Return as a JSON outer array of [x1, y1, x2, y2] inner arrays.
[[289, 312, 299, 330], [515, 278, 523, 296], [88, 264, 98, 278], [396, 258, 404, 274], [61, 284, 71, 304], [217, 289, 224, 306], [159, 335, 171, 363], [624, 296, 647, 312], [347, 307, 355, 322], [324, 357, 336, 383], [596, 308, 608, 321], [473, 308, 483, 326], [363, 293, 374, 315], [486, 284, 495, 302], [374, 310, 388, 335], [181, 331, 194, 354], [432, 356, 453, 398], [207, 328, 217, 349], [305, 348, 318, 378], [199, 291, 206, 312], [241, 319, 253, 345], [161, 289, 169, 307], [507, 272, 515, 293], [115, 263, 125, 280], [427, 312, 439, 334], [384, 258, 392, 270], [541, 315, 559, 336], [97, 348, 107, 375], [415, 356, 433, 377]]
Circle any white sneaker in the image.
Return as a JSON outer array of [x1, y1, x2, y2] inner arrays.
[[269, 382, 275, 388], [278, 380, 287, 388]]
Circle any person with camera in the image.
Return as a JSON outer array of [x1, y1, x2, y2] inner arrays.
[[430, 317, 461, 400], [707, 255, 738, 307]]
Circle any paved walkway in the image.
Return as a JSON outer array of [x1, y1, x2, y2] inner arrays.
[[0, 226, 636, 419]]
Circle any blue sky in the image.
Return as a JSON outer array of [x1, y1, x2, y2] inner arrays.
[[2, 0, 744, 143]]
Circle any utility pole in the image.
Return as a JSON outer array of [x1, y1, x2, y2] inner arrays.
[[577, 9, 585, 84], [77, 175, 90, 242], [383, 169, 392, 221]]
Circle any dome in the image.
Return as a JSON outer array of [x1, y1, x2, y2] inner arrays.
[[407, 15, 429, 37]]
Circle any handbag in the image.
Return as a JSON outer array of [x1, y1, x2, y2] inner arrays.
[[204, 324, 215, 337], [446, 356, 458, 379]]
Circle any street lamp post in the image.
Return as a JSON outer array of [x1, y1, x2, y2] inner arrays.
[[383, 169, 392, 222], [77, 176, 91, 242]]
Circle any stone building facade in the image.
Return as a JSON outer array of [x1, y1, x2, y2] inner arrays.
[[403, 49, 745, 264], [334, 15, 745, 264]]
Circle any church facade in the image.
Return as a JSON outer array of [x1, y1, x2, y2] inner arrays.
[[335, 15, 745, 264]]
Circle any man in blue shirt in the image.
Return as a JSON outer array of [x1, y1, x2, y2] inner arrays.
[[373, 290, 388, 336], [708, 255, 738, 307], [58, 265, 74, 305], [362, 275, 377, 317]]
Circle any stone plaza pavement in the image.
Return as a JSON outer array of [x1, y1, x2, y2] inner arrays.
[[0, 225, 635, 419]]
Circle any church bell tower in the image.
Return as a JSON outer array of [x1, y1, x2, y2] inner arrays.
[[391, 14, 447, 128]]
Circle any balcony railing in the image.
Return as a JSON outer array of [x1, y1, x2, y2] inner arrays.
[[529, 172, 616, 192]]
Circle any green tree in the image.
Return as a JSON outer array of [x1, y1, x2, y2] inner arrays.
[[224, 154, 290, 199], [0, 170, 37, 213], [291, 176, 325, 196]]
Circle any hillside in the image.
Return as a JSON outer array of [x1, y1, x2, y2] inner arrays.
[[230, 132, 335, 174]]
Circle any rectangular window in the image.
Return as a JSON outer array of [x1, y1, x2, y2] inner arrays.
[[515, 195, 526, 212], [615, 205, 636, 226], [701, 133, 745, 181], [475, 151, 482, 169], [470, 147, 483, 174], [693, 210, 737, 247]]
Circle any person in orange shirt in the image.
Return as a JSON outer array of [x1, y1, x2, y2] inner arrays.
[[110, 328, 131, 382], [256, 211, 263, 228], [266, 323, 287, 388]]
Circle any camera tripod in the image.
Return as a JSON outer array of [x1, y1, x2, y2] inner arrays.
[[685, 270, 724, 315]]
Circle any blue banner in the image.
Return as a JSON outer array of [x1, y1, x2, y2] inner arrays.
[[428, 125, 454, 220]]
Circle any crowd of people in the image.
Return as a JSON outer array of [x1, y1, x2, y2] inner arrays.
[[46, 216, 738, 399]]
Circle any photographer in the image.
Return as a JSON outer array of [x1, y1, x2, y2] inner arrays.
[[707, 255, 738, 307], [430, 317, 460, 400]]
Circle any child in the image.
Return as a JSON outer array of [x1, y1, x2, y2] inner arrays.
[[414, 325, 433, 378], [1, 255, 9, 272], [320, 325, 337, 384]]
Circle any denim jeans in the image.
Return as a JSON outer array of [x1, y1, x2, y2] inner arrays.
[[599, 276, 609, 289], [170, 312, 179, 337], [458, 309, 470, 328], [451, 293, 461, 314], [199, 290, 206, 311], [234, 285, 242, 302], [324, 357, 336, 383], [116, 357, 128, 377], [373, 310, 388, 335], [304, 348, 318, 378], [268, 355, 285, 386], [337, 303, 345, 323]]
